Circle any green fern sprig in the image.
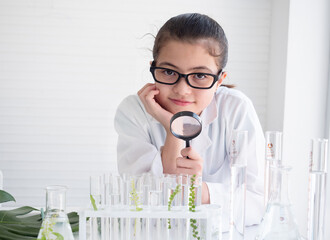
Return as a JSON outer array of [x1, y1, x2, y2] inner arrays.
[[189, 174, 200, 240], [129, 179, 143, 237], [37, 214, 64, 240], [167, 184, 181, 229], [129, 180, 143, 212]]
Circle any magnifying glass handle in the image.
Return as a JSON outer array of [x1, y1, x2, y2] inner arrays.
[[185, 141, 190, 159]]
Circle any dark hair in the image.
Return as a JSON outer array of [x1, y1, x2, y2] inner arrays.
[[153, 13, 228, 70]]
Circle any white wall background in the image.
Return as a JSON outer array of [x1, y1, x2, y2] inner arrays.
[[0, 0, 271, 207], [281, 0, 330, 236]]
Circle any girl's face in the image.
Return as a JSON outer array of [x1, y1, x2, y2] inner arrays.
[[154, 40, 226, 115]]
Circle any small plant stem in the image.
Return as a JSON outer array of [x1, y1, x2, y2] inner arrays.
[[167, 184, 181, 229], [189, 174, 200, 240]]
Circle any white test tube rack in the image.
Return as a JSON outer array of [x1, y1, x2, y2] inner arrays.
[[78, 204, 222, 240]]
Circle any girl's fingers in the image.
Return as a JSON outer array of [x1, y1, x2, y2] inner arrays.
[[181, 147, 203, 161], [137, 83, 171, 129], [176, 157, 192, 168], [138, 83, 156, 96], [138, 84, 160, 108], [176, 167, 196, 176], [176, 157, 203, 175], [145, 88, 159, 101]]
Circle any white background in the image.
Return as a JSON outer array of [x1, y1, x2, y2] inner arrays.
[[0, 0, 329, 237]]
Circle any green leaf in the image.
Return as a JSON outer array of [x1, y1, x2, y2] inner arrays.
[[0, 190, 16, 204], [0, 227, 37, 240], [0, 207, 79, 239], [70, 222, 79, 232], [90, 194, 98, 211], [53, 232, 64, 240]]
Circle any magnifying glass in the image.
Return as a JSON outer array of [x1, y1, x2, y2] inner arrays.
[[170, 111, 202, 148]]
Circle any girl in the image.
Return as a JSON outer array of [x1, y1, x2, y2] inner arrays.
[[115, 13, 264, 230]]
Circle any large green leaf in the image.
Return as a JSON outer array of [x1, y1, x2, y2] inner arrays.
[[0, 207, 42, 240], [0, 190, 16, 204]]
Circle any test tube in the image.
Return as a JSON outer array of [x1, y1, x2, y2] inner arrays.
[[89, 175, 102, 240], [121, 173, 131, 240], [180, 174, 189, 239], [149, 175, 162, 206], [264, 131, 282, 206], [188, 174, 202, 240], [129, 175, 143, 239], [168, 174, 183, 239], [106, 175, 122, 240], [308, 139, 328, 240], [229, 130, 248, 240], [148, 175, 162, 240]]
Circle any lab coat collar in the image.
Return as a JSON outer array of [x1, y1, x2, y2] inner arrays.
[[200, 95, 218, 126], [191, 97, 218, 153]]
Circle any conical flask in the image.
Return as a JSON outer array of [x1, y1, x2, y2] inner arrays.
[[37, 185, 74, 240], [255, 165, 302, 240]]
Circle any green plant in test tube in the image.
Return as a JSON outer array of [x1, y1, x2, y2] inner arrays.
[[129, 179, 143, 237], [167, 184, 181, 229], [189, 174, 200, 240], [90, 195, 98, 211], [129, 179, 142, 211]]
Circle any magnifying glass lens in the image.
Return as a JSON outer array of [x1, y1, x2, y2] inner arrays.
[[170, 111, 202, 148], [171, 116, 201, 138]]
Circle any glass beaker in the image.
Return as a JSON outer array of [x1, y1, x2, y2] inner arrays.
[[255, 165, 302, 240], [37, 185, 74, 240]]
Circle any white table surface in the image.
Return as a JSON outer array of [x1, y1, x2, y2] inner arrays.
[[222, 226, 258, 240]]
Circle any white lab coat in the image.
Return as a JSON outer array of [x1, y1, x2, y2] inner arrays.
[[114, 86, 265, 231]]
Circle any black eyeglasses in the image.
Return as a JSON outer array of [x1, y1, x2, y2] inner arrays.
[[150, 62, 222, 90]]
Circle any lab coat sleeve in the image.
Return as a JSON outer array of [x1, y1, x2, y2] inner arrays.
[[114, 96, 163, 176], [207, 92, 265, 231]]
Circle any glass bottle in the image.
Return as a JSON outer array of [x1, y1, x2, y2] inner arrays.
[[255, 165, 302, 240], [37, 185, 74, 240], [307, 138, 328, 240]]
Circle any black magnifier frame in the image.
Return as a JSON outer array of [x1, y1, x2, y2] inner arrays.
[[170, 111, 202, 148]]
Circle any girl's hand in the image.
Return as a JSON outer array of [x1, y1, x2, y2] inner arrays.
[[176, 147, 210, 204], [138, 83, 173, 131], [176, 147, 203, 176]]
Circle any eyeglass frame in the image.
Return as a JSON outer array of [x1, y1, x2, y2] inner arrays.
[[149, 61, 223, 90]]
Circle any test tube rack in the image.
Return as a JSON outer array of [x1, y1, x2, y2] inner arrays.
[[78, 204, 222, 240]]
